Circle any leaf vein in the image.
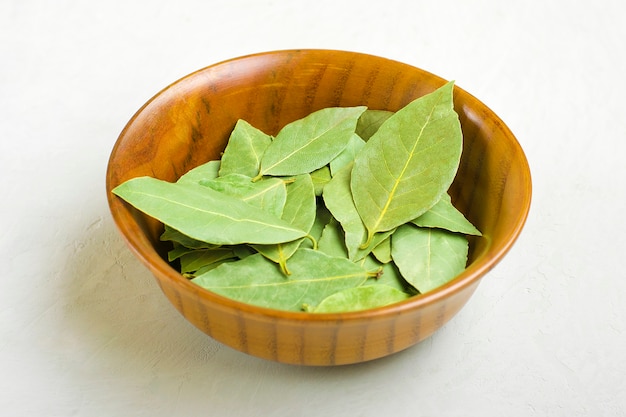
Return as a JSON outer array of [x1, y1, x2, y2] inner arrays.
[[126, 189, 299, 232], [208, 272, 367, 290], [372, 105, 437, 232]]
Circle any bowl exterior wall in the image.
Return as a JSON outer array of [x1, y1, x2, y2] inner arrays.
[[154, 269, 480, 365]]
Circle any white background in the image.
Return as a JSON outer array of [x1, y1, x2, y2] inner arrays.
[[2, 1, 625, 416]]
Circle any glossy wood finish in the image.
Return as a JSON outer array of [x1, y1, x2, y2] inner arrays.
[[106, 50, 532, 366]]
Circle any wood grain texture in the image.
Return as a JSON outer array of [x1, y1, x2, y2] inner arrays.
[[106, 49, 532, 366]]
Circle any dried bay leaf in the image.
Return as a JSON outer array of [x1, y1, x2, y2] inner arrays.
[[255, 106, 367, 178], [329, 133, 365, 176], [411, 193, 481, 236], [191, 249, 370, 311], [323, 163, 393, 261], [200, 174, 287, 218], [376, 260, 416, 294], [192, 259, 237, 277], [233, 244, 255, 259], [351, 81, 463, 246], [391, 223, 469, 293], [301, 201, 332, 250], [356, 109, 394, 141], [161, 226, 219, 250], [167, 242, 198, 261], [310, 165, 331, 196], [219, 119, 272, 177], [314, 285, 410, 313], [317, 217, 348, 258], [318, 226, 410, 293], [371, 235, 392, 264], [112, 176, 307, 245], [179, 248, 236, 274], [356, 254, 414, 293], [252, 174, 316, 273], [177, 160, 221, 185], [275, 174, 317, 232]]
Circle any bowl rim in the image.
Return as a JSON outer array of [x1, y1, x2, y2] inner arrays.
[[106, 48, 532, 323]]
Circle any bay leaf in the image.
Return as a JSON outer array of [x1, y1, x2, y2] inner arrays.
[[176, 160, 221, 185], [191, 258, 236, 277], [350, 81, 463, 246], [160, 226, 219, 250], [233, 245, 256, 259], [317, 217, 348, 258], [301, 201, 333, 249], [358, 254, 412, 293], [179, 248, 236, 274], [255, 106, 367, 178], [314, 285, 410, 313], [191, 249, 370, 312], [329, 133, 365, 176], [391, 223, 469, 293], [219, 119, 272, 177], [112, 176, 307, 245], [322, 163, 394, 261], [251, 174, 316, 273], [371, 235, 392, 263], [200, 174, 287, 218], [310, 165, 331, 196], [356, 109, 394, 141], [167, 242, 198, 261], [411, 193, 482, 236], [233, 244, 255, 260]]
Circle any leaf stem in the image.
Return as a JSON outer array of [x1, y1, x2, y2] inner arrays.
[[368, 267, 384, 279], [305, 234, 318, 250], [279, 259, 291, 275], [359, 230, 374, 249]]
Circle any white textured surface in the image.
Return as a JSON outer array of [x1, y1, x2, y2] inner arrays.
[[2, 1, 625, 415]]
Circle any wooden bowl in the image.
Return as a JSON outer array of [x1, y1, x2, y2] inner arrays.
[[106, 49, 531, 366]]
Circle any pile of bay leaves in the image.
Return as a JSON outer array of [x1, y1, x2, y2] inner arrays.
[[113, 81, 481, 313]]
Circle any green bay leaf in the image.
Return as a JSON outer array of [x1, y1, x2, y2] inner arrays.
[[391, 223, 469, 293], [310, 165, 332, 196], [314, 285, 410, 313], [358, 254, 413, 293], [200, 174, 287, 218], [191, 249, 370, 312], [112, 176, 306, 245], [411, 193, 482, 236], [167, 242, 198, 261], [177, 160, 221, 184], [322, 163, 393, 261], [251, 174, 316, 273], [161, 226, 219, 250], [329, 133, 365, 176], [256, 106, 367, 178], [371, 235, 392, 264], [301, 200, 332, 250], [351, 81, 463, 246], [355, 109, 394, 141], [233, 244, 255, 260], [219, 119, 272, 177], [179, 248, 236, 275], [317, 217, 348, 258]]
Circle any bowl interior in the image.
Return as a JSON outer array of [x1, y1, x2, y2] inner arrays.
[[107, 49, 530, 278]]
